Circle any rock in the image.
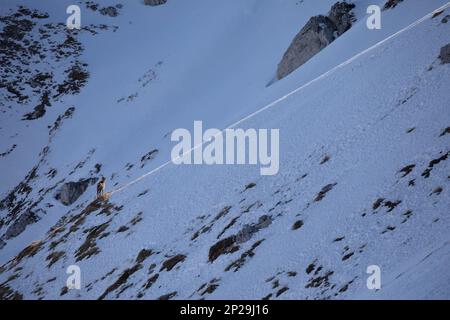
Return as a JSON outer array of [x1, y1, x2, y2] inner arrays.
[[4, 210, 39, 239], [255, 214, 272, 229], [144, 0, 167, 6], [140, 149, 159, 168], [439, 43, 450, 64], [135, 248, 153, 264], [99, 6, 119, 17], [14, 240, 43, 265], [235, 215, 272, 244], [160, 254, 186, 271], [208, 236, 239, 262], [55, 178, 97, 206], [23, 91, 51, 120], [384, 0, 404, 10], [236, 225, 258, 244], [277, 16, 334, 80], [328, 1, 356, 36], [291, 220, 304, 230], [158, 291, 177, 300], [277, 2, 355, 80]]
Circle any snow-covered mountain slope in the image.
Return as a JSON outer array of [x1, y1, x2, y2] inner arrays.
[[0, 0, 449, 299]]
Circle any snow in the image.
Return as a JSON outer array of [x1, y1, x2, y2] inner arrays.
[[0, 0, 449, 300]]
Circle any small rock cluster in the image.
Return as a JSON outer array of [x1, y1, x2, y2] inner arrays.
[[144, 0, 167, 6]]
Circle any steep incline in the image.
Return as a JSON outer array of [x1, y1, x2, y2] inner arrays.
[[0, 0, 449, 299]]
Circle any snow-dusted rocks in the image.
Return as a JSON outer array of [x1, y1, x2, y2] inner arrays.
[[99, 6, 119, 17], [328, 1, 356, 35], [54, 178, 97, 206], [276, 2, 356, 80], [144, 0, 167, 6], [439, 43, 450, 64], [384, 0, 404, 10], [3, 210, 39, 240]]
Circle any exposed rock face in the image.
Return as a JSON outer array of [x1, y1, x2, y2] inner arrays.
[[328, 2, 356, 36], [439, 43, 450, 64], [4, 210, 39, 240], [384, 0, 404, 10], [208, 214, 272, 263], [277, 16, 335, 81], [277, 2, 356, 80], [0, 210, 39, 249], [55, 178, 97, 206], [144, 0, 167, 6], [0, 6, 101, 121], [235, 215, 272, 243], [208, 236, 239, 263]]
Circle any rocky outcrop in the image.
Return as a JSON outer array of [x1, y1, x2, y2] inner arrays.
[[439, 43, 450, 64], [328, 1, 356, 35], [0, 210, 40, 249], [384, 0, 404, 10], [277, 2, 356, 80], [235, 215, 272, 243], [144, 0, 167, 6], [99, 6, 119, 17], [3, 210, 39, 239], [54, 178, 97, 206], [208, 215, 272, 263]]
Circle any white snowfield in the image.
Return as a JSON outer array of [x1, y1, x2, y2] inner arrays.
[[0, 0, 449, 300]]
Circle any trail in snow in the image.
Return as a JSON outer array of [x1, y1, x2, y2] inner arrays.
[[110, 2, 450, 197]]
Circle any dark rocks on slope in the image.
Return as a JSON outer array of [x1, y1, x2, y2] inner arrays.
[[235, 215, 272, 244], [99, 6, 119, 17], [328, 1, 356, 36], [208, 215, 272, 263], [4, 210, 39, 240], [22, 91, 51, 120], [158, 291, 177, 300], [277, 2, 356, 80], [98, 263, 143, 300], [0, 6, 99, 121], [209, 236, 239, 263], [291, 220, 304, 230], [384, 0, 404, 10], [135, 248, 153, 264], [144, 0, 167, 6], [160, 254, 186, 271], [54, 178, 97, 206], [0, 283, 23, 300], [439, 43, 450, 64]]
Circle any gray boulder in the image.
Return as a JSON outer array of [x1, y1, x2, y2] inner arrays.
[[144, 0, 167, 6], [0, 210, 40, 249], [55, 178, 97, 206], [277, 2, 355, 80], [235, 215, 272, 244], [439, 43, 450, 64], [4, 210, 39, 239]]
